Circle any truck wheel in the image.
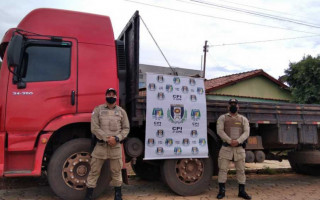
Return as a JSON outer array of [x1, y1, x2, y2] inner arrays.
[[47, 138, 111, 200], [131, 158, 160, 181], [288, 152, 320, 176], [254, 151, 265, 163], [294, 164, 320, 176], [245, 151, 255, 163], [161, 156, 213, 196]]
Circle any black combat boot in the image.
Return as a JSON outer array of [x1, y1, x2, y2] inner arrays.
[[216, 183, 225, 199], [114, 186, 122, 200], [238, 184, 251, 199], [85, 187, 94, 200]]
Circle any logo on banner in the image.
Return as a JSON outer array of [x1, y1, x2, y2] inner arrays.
[[156, 147, 164, 155], [197, 87, 204, 94], [192, 147, 199, 154], [189, 78, 196, 86], [157, 75, 164, 83], [157, 92, 165, 100], [191, 109, 201, 121], [152, 108, 164, 120], [182, 86, 188, 93], [167, 104, 187, 124], [148, 83, 156, 91], [147, 138, 155, 146], [199, 138, 206, 146], [165, 138, 173, 146], [174, 147, 182, 155], [191, 130, 198, 138], [173, 77, 180, 84], [156, 129, 164, 138], [182, 138, 190, 146], [190, 95, 197, 102], [166, 84, 173, 92]]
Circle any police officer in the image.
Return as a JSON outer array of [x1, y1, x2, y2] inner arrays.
[[216, 99, 251, 199], [85, 88, 130, 200]]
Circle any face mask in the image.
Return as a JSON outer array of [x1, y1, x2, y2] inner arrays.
[[229, 105, 238, 113], [106, 97, 117, 104]]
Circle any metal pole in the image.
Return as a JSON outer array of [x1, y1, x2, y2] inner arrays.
[[203, 40, 208, 78], [201, 55, 203, 71]]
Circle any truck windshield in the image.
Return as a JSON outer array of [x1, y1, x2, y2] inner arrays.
[[21, 43, 71, 82]]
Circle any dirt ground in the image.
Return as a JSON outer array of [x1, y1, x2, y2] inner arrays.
[[1, 160, 320, 200]]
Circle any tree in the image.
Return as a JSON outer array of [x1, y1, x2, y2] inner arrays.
[[284, 55, 320, 104]]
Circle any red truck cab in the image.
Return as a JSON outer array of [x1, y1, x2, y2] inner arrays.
[[0, 8, 138, 199]]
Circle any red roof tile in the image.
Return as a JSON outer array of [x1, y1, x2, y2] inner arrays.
[[205, 69, 288, 92]]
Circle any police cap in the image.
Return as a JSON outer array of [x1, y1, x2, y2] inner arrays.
[[106, 88, 117, 95], [228, 98, 238, 104]]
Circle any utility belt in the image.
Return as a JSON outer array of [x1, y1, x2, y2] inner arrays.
[[97, 139, 107, 144], [222, 142, 246, 148], [97, 138, 121, 144]]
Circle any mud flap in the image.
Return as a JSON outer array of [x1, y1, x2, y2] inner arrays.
[[122, 168, 129, 184]]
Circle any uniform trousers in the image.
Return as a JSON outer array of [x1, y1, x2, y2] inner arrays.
[[218, 157, 246, 184]]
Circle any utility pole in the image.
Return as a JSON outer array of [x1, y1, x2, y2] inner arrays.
[[201, 55, 203, 71], [202, 40, 208, 78]]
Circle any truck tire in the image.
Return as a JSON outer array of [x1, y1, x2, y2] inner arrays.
[[245, 151, 255, 163], [161, 156, 213, 196], [131, 158, 160, 181], [294, 164, 320, 176], [288, 152, 320, 176], [47, 138, 111, 200], [288, 158, 320, 175], [254, 150, 265, 163]]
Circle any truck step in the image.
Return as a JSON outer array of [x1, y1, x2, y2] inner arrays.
[[4, 170, 33, 176]]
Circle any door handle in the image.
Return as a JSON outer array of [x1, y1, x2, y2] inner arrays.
[[71, 90, 75, 106]]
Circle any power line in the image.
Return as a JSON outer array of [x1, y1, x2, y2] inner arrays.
[[209, 34, 320, 47], [123, 0, 319, 35], [189, 0, 320, 29], [210, 0, 309, 20]]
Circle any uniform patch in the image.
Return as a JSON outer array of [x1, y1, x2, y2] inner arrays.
[[235, 122, 242, 125]]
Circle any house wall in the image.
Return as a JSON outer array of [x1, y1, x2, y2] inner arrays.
[[207, 76, 292, 103]]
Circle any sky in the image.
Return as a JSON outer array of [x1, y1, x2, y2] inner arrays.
[[0, 0, 319, 80]]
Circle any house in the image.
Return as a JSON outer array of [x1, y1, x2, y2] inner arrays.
[[205, 69, 292, 103]]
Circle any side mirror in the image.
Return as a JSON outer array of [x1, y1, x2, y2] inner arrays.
[[17, 81, 26, 89], [7, 34, 23, 67]]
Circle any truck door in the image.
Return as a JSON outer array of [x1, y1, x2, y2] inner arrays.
[[5, 38, 77, 152]]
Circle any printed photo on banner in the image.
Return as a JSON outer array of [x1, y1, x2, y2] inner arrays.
[[157, 75, 164, 83], [190, 95, 197, 102], [157, 92, 165, 100], [191, 109, 201, 121], [156, 129, 164, 138], [182, 86, 188, 93], [152, 108, 164, 120], [189, 78, 196, 86], [166, 84, 173, 92], [173, 77, 180, 84], [148, 83, 156, 91]]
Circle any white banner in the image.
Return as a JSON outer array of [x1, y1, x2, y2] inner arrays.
[[144, 73, 208, 160]]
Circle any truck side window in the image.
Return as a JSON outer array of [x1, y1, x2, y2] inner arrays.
[[21, 44, 71, 82]]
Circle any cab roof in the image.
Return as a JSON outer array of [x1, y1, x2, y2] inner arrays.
[[17, 8, 115, 46]]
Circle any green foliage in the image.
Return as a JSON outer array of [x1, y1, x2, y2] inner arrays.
[[284, 55, 320, 104], [261, 166, 276, 175]]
